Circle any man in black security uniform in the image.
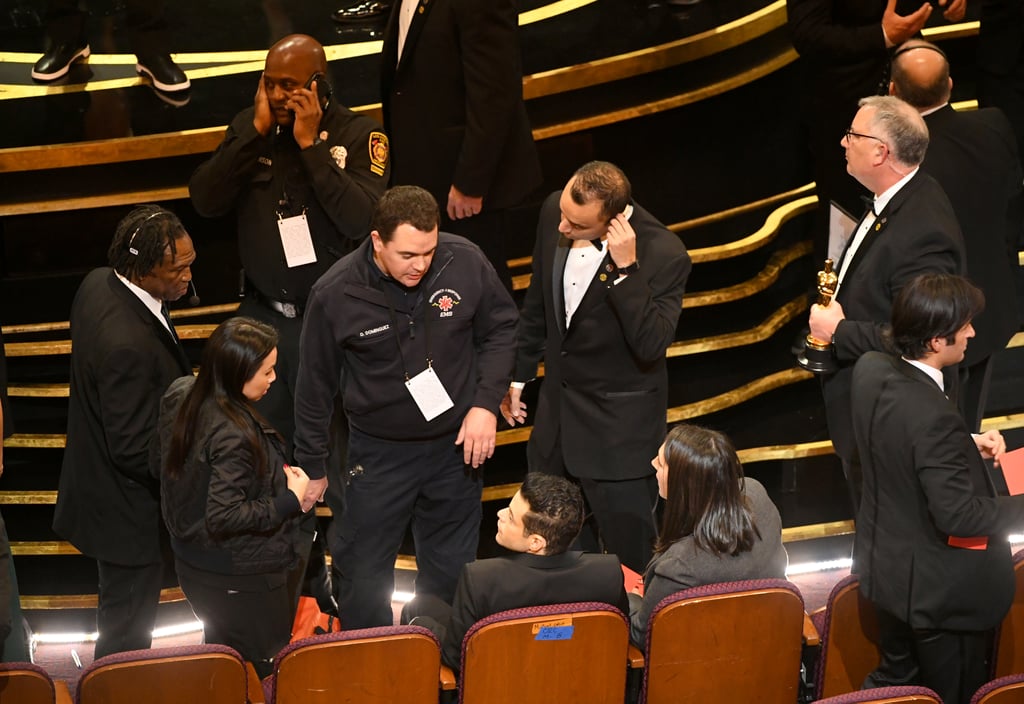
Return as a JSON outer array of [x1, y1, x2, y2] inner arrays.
[[190, 34, 388, 609], [294, 186, 518, 629], [189, 34, 389, 465]]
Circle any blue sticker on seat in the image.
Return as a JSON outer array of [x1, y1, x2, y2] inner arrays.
[[534, 625, 574, 641]]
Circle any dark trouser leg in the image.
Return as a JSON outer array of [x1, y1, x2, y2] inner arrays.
[[527, 430, 602, 552], [94, 559, 163, 658], [442, 209, 512, 294], [863, 607, 919, 690], [328, 429, 422, 629], [122, 0, 169, 58], [0, 510, 12, 650], [0, 510, 26, 662], [43, 0, 88, 48], [915, 628, 990, 704], [578, 475, 658, 573], [410, 438, 482, 603], [864, 606, 990, 704], [528, 429, 657, 570], [176, 562, 293, 679]]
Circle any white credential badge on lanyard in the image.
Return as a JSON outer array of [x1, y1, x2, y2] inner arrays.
[[278, 212, 318, 268], [405, 366, 455, 421]]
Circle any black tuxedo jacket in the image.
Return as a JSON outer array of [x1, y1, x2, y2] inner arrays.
[[442, 551, 628, 668], [852, 352, 1024, 630], [380, 0, 541, 211], [921, 104, 1022, 366], [515, 192, 690, 481], [54, 268, 190, 565], [823, 172, 965, 462], [788, 0, 890, 110]]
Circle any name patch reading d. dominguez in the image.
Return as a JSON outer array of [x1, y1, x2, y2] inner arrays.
[[531, 617, 574, 641]]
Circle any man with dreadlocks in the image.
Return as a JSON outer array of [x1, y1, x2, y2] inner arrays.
[[54, 205, 195, 657]]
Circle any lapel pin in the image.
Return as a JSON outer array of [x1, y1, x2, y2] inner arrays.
[[599, 273, 608, 282]]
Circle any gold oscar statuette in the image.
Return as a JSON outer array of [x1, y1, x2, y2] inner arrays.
[[796, 259, 839, 374]]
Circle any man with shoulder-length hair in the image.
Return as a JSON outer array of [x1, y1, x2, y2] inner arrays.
[[54, 205, 195, 657], [852, 273, 1023, 704]]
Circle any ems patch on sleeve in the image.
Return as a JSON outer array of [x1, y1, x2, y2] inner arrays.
[[369, 132, 389, 176]]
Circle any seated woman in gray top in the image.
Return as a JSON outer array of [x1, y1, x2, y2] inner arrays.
[[629, 424, 788, 646]]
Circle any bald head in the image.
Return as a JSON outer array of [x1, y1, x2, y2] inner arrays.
[[890, 40, 952, 111], [262, 34, 328, 128], [267, 34, 327, 73]]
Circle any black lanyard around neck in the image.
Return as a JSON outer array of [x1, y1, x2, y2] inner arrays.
[[380, 282, 433, 382]]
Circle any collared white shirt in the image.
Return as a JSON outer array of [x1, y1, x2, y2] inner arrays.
[[902, 355, 981, 442], [397, 0, 419, 63], [903, 356, 944, 392], [114, 271, 174, 336], [564, 238, 606, 327], [563, 204, 635, 327], [835, 167, 919, 297]]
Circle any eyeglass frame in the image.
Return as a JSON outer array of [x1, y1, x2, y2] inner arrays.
[[844, 127, 887, 146]]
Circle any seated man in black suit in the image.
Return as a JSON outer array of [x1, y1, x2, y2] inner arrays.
[[402, 472, 628, 670], [852, 273, 1021, 704]]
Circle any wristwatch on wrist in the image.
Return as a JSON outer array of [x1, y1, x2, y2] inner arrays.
[[617, 261, 639, 276]]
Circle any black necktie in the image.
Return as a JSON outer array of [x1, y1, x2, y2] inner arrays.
[[160, 305, 179, 343], [590, 237, 603, 250]]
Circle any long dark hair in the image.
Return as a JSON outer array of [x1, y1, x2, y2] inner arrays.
[[653, 424, 760, 557], [164, 317, 279, 479]]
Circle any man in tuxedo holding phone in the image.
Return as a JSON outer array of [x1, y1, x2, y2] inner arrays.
[[502, 161, 690, 572]]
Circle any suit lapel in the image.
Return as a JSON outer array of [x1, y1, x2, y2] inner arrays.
[[552, 234, 570, 336], [898, 358, 998, 497], [840, 173, 920, 286], [395, 0, 437, 75], [108, 272, 190, 374]]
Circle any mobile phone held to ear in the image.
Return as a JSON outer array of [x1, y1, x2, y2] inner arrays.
[[304, 71, 333, 108]]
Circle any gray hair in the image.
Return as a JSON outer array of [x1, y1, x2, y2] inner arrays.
[[858, 95, 929, 168]]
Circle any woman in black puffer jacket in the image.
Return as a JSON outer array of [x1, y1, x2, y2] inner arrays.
[[157, 317, 309, 677]]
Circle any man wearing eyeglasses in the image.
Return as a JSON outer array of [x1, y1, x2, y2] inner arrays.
[[807, 95, 965, 512]]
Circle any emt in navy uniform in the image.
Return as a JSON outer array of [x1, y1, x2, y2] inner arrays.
[[294, 186, 518, 628]]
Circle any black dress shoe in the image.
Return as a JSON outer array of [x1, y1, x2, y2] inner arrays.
[[31, 44, 90, 81], [136, 54, 191, 92], [332, 1, 392, 22]]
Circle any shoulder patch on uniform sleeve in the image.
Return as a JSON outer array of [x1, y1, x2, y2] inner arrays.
[[368, 131, 389, 176]]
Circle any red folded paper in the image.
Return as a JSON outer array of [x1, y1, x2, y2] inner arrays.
[[946, 445, 1024, 550]]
